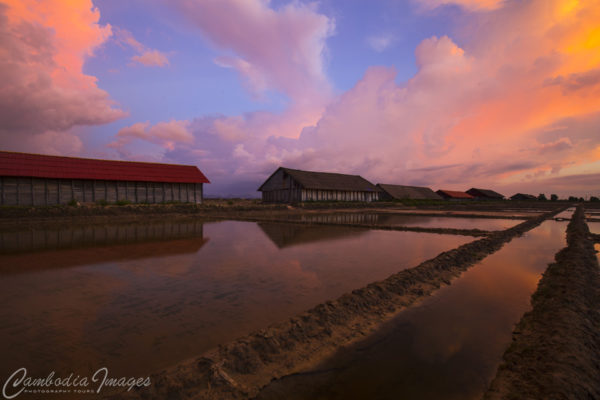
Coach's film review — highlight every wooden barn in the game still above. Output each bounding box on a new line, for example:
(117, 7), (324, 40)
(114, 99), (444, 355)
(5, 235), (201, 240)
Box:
(466, 188), (505, 200)
(377, 184), (441, 200)
(510, 193), (537, 201)
(436, 189), (474, 200)
(258, 167), (379, 203)
(0, 151), (210, 206)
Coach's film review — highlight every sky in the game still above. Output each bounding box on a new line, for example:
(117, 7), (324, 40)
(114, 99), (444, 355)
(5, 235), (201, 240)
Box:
(1, 0), (600, 198)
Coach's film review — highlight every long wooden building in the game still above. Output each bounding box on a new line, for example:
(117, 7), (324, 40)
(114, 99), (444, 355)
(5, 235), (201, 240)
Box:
(258, 167), (379, 203)
(0, 151), (210, 206)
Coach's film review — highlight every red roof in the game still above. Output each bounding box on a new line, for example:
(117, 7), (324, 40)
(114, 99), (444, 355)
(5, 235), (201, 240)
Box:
(436, 189), (474, 199)
(0, 151), (210, 184)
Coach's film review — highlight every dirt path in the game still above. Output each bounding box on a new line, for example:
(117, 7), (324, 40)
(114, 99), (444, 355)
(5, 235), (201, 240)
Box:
(484, 205), (600, 399)
(108, 208), (564, 400)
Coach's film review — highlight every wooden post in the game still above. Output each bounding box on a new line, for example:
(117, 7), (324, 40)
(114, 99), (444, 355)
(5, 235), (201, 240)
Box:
(30, 177), (34, 206)
(193, 184), (197, 203)
(57, 180), (61, 204)
(152, 183), (156, 203)
(115, 181), (119, 201)
(92, 181), (96, 202)
(125, 181), (128, 202)
(135, 182), (138, 203)
(171, 183), (174, 201)
(71, 180), (74, 202)
(146, 182), (149, 203)
(105, 181), (108, 201)
(16, 178), (19, 206)
(0, 177), (4, 206)
(44, 180), (48, 206)
(162, 183), (166, 203)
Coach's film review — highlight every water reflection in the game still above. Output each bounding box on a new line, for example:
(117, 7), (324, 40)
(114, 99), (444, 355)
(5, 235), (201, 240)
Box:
(554, 207), (575, 219)
(588, 221), (599, 235)
(0, 220), (471, 383)
(371, 214), (517, 230)
(257, 222), (368, 248)
(257, 221), (568, 400)
(286, 213), (518, 231)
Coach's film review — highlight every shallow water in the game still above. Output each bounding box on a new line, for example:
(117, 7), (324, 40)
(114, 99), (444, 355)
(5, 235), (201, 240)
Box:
(257, 220), (568, 400)
(588, 221), (600, 235)
(554, 207), (576, 219)
(0, 219), (471, 381)
(290, 213), (519, 231)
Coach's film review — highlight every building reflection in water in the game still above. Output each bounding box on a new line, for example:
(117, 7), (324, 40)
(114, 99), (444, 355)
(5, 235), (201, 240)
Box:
(0, 219), (472, 389)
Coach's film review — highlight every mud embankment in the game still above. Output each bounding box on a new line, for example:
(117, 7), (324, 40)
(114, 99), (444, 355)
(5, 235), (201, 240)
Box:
(484, 206), (600, 399)
(108, 207), (564, 400)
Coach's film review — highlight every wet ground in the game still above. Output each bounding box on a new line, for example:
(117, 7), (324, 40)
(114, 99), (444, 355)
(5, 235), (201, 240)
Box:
(256, 220), (568, 400)
(0, 219), (471, 380)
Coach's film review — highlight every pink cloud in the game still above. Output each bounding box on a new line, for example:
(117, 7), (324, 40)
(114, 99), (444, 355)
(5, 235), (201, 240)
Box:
(131, 50), (169, 67)
(0, 0), (125, 153)
(122, 0), (600, 197)
(177, 0), (334, 103)
(110, 120), (193, 152)
(114, 28), (170, 67)
(417, 0), (504, 11)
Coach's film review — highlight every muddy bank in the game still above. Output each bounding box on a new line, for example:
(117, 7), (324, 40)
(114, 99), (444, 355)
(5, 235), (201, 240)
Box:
(0, 199), (571, 223)
(109, 208), (564, 400)
(484, 206), (600, 399)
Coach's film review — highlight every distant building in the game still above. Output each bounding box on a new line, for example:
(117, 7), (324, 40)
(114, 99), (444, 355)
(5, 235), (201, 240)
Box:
(510, 193), (537, 201)
(0, 151), (210, 206)
(258, 167), (379, 203)
(436, 189), (475, 200)
(377, 184), (442, 200)
(466, 188), (505, 200)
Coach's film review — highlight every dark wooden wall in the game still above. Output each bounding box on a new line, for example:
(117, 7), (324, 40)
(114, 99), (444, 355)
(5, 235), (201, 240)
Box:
(261, 188), (379, 203)
(0, 177), (204, 206)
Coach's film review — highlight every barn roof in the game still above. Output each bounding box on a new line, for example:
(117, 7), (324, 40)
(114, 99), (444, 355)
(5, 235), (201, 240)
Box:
(377, 184), (442, 200)
(466, 188), (505, 199)
(436, 189), (474, 199)
(258, 167), (378, 192)
(0, 151), (210, 183)
(510, 193), (537, 200)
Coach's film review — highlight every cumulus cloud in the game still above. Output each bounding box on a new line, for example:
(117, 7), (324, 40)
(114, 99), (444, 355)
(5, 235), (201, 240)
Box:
(0, 0), (125, 152)
(176, 0), (334, 103)
(114, 28), (170, 67)
(113, 0), (600, 197)
(110, 120), (193, 151)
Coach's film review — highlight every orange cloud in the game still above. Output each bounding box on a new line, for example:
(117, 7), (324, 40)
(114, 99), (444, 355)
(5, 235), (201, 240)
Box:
(114, 0), (600, 197)
(0, 0), (125, 152)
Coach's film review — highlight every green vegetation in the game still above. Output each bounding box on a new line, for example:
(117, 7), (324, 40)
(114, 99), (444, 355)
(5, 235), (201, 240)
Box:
(68, 199), (79, 207)
(114, 199), (132, 206)
(550, 194), (558, 201)
(537, 193), (547, 201)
